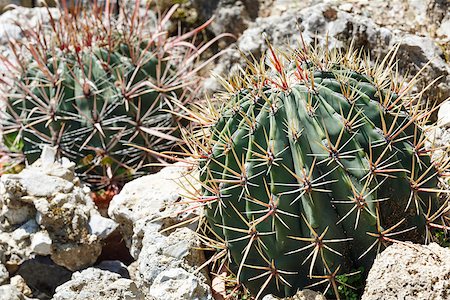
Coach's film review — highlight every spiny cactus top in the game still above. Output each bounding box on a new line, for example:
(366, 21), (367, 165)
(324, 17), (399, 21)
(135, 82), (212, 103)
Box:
(0, 2), (223, 190)
(189, 42), (450, 299)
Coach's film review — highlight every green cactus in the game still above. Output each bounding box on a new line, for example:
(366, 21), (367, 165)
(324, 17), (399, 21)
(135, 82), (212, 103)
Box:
(1, 2), (220, 190)
(193, 43), (450, 298)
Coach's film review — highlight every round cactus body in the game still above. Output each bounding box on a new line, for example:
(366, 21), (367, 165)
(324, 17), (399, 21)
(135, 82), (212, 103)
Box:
(1, 3), (213, 190)
(196, 44), (449, 298)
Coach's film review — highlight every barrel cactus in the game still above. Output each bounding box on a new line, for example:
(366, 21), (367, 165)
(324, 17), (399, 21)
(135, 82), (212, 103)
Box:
(0, 2), (223, 190)
(192, 42), (450, 298)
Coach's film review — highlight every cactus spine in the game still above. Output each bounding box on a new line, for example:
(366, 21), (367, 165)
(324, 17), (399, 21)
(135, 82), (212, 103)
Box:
(192, 42), (450, 298)
(1, 2), (222, 190)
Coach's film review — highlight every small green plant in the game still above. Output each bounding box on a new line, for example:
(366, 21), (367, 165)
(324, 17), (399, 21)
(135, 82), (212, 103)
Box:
(434, 230), (450, 247)
(1, 1), (225, 190)
(184, 40), (450, 299)
(334, 267), (364, 300)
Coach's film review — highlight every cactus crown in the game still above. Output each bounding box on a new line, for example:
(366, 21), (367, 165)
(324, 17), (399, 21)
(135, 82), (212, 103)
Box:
(0, 1), (222, 190)
(186, 39), (450, 299)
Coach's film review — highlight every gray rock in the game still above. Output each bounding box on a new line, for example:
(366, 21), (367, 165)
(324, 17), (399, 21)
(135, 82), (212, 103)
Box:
(108, 162), (200, 257)
(52, 268), (144, 300)
(211, 2), (450, 105)
(0, 284), (25, 300)
(30, 231), (52, 256)
(149, 268), (212, 300)
(191, 0), (271, 38)
(437, 14), (450, 38)
(9, 275), (32, 298)
(362, 242), (450, 299)
(16, 256), (72, 299)
(0, 7), (59, 44)
(0, 147), (117, 271)
(0, 262), (8, 285)
(137, 226), (208, 287)
(438, 100), (450, 127)
(108, 163), (211, 299)
(88, 214), (118, 240)
(96, 260), (130, 279)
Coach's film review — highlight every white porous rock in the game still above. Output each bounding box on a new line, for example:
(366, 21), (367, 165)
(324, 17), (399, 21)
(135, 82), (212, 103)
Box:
(0, 262), (8, 285)
(53, 268), (144, 300)
(0, 147), (117, 271)
(108, 162), (199, 257)
(137, 226), (209, 286)
(88, 213), (118, 239)
(362, 242), (450, 299)
(9, 275), (32, 297)
(149, 268), (212, 300)
(0, 7), (60, 99)
(0, 7), (60, 44)
(438, 100), (450, 128)
(0, 284), (25, 300)
(30, 231), (52, 256)
(437, 14), (450, 38)
(211, 2), (450, 103)
(0, 219), (38, 268)
(109, 162), (211, 299)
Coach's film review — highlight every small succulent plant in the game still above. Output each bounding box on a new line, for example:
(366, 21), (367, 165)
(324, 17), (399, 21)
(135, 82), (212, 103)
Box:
(184, 40), (450, 299)
(0, 1), (226, 190)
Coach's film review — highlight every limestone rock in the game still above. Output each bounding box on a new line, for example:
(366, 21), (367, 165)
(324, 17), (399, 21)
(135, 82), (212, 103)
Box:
(190, 0), (273, 38)
(108, 162), (199, 257)
(0, 147), (117, 271)
(438, 100), (450, 127)
(362, 242), (450, 299)
(0, 284), (25, 300)
(137, 226), (208, 287)
(96, 260), (130, 278)
(149, 268), (212, 300)
(9, 275), (32, 298)
(212, 2), (450, 105)
(30, 231), (51, 256)
(109, 162), (211, 299)
(16, 256), (72, 299)
(52, 268), (144, 300)
(0, 261), (8, 285)
(0, 7), (59, 45)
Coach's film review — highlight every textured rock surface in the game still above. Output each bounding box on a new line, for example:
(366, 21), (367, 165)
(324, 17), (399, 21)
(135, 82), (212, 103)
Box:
(108, 162), (199, 257)
(149, 268), (212, 300)
(16, 257), (72, 299)
(9, 275), (32, 298)
(0, 261), (7, 284)
(438, 100), (450, 127)
(0, 147), (117, 271)
(95, 260), (130, 279)
(53, 268), (144, 300)
(0, 284), (26, 300)
(424, 100), (450, 164)
(109, 162), (211, 299)
(0, 7), (59, 82)
(212, 2), (450, 104)
(191, 0), (273, 37)
(362, 242), (450, 299)
(136, 226), (209, 289)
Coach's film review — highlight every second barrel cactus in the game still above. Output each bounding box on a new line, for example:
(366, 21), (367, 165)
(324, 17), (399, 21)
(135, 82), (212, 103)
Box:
(193, 43), (450, 298)
(1, 2), (220, 190)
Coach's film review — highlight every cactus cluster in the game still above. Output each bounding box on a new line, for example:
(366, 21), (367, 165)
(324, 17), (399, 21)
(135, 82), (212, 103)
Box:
(0, 1), (223, 190)
(189, 42), (450, 298)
